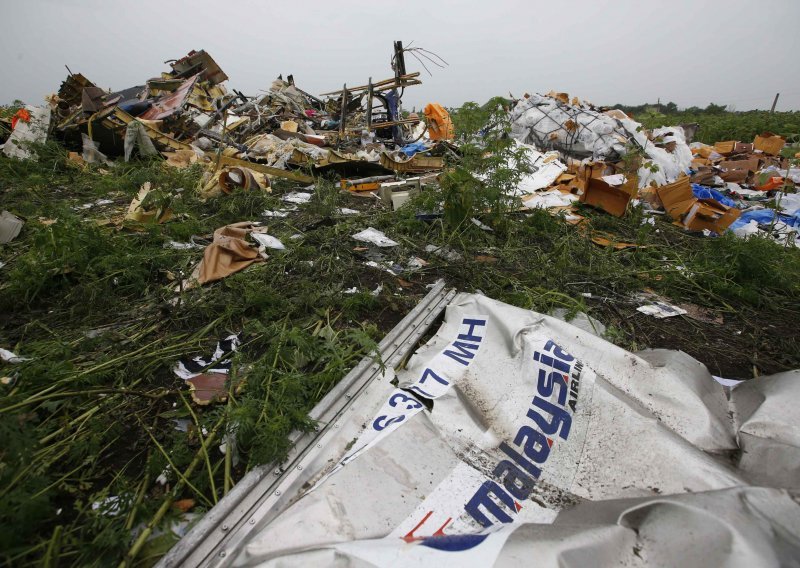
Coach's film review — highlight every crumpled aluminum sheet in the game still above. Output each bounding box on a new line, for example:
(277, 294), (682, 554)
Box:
(231, 293), (800, 567)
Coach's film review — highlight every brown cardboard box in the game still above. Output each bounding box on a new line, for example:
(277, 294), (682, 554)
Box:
(719, 158), (760, 171)
(638, 186), (663, 210)
(719, 170), (748, 183)
(682, 201), (741, 233)
(753, 132), (786, 156)
(733, 142), (754, 154)
(690, 166), (715, 185)
(718, 157), (760, 183)
(714, 141), (737, 156)
(657, 177), (694, 216)
(656, 176), (741, 233)
(693, 144), (715, 159)
(579, 167), (638, 217)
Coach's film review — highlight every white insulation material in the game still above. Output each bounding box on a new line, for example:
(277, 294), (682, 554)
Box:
(2, 106), (51, 160)
(231, 294), (800, 567)
(509, 95), (693, 188)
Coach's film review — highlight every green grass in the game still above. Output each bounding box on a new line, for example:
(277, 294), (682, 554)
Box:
(2, 123), (800, 566)
(636, 109), (800, 148)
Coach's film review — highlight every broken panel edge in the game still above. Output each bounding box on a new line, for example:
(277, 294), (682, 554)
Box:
(158, 279), (455, 567)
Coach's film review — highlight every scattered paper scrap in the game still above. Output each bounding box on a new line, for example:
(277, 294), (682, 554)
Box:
(424, 244), (463, 262)
(637, 301), (688, 319)
(1, 348), (30, 364)
(352, 227), (399, 247)
(251, 233), (286, 250)
(282, 192), (313, 204)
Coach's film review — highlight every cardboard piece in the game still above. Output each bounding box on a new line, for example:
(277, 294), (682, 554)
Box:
(591, 232), (642, 250)
(719, 170), (748, 183)
(719, 158), (760, 172)
(753, 132), (786, 156)
(718, 158), (760, 183)
(579, 164), (637, 217)
(657, 177), (741, 233)
(714, 141), (737, 156)
(733, 142), (754, 154)
(163, 149), (200, 169)
(125, 183), (173, 224)
(693, 144), (715, 159)
(690, 166), (716, 185)
(638, 186), (663, 210)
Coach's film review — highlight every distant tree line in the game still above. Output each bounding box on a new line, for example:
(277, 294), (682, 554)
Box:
(610, 102), (730, 115)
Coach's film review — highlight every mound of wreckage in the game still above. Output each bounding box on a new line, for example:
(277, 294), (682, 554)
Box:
(1, 43), (454, 195)
(2, 46), (798, 249)
(505, 91), (799, 246)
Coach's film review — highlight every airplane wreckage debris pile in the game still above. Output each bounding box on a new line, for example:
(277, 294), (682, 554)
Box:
(3, 44), (798, 244)
(1, 43), (799, 566)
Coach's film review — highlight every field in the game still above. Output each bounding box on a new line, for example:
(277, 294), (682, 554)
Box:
(626, 106), (800, 149)
(1, 110), (800, 566)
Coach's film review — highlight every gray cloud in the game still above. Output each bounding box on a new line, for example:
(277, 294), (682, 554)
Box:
(3, 0), (799, 111)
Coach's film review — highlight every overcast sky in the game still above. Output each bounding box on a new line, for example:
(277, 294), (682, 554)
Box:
(3, 0), (799, 112)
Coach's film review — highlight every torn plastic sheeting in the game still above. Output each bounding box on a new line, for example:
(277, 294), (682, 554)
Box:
(251, 233), (285, 250)
(730, 220), (762, 239)
(731, 220), (800, 248)
(262, 208), (295, 218)
(729, 208), (800, 232)
(227, 293), (800, 566)
(521, 189), (577, 210)
(636, 301), (688, 319)
(691, 184), (737, 208)
(625, 123), (693, 188)
(81, 134), (110, 165)
(352, 227), (399, 247)
(777, 191), (800, 217)
(424, 244), (463, 261)
(400, 141), (429, 157)
(511, 141), (567, 195)
(779, 167), (800, 185)
(1, 348), (31, 364)
(2, 105), (51, 160)
(601, 173), (626, 186)
(123, 121), (158, 162)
